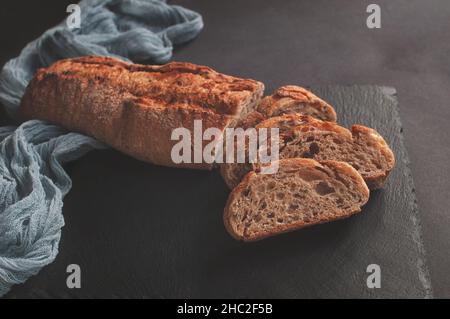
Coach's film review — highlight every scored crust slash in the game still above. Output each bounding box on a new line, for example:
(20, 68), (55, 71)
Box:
(20, 56), (395, 241)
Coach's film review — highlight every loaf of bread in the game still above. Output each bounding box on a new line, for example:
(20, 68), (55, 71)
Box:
(220, 114), (395, 189)
(224, 158), (370, 241)
(236, 85), (337, 129)
(20, 56), (265, 169)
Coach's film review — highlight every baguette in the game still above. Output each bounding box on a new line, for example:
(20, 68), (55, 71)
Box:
(20, 56), (265, 169)
(220, 114), (395, 189)
(224, 158), (370, 241)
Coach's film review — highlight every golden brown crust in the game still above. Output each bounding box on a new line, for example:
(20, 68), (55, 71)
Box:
(256, 113), (351, 139)
(320, 160), (370, 201)
(257, 85), (337, 121)
(223, 158), (370, 241)
(351, 125), (396, 189)
(232, 85), (336, 131)
(20, 56), (264, 169)
(223, 169), (257, 241)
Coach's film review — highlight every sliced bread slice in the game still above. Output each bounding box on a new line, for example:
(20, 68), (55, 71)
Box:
(235, 85), (337, 129)
(220, 114), (395, 190)
(224, 158), (370, 241)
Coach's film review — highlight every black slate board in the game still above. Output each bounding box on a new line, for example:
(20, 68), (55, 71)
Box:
(5, 86), (432, 298)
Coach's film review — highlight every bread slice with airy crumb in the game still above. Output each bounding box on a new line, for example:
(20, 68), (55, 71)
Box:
(220, 114), (395, 190)
(235, 85), (337, 129)
(224, 158), (370, 241)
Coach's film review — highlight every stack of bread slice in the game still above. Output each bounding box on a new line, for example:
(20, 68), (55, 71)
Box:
(221, 85), (395, 241)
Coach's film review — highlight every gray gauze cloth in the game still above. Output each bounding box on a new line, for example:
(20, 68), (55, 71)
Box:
(0, 0), (203, 296)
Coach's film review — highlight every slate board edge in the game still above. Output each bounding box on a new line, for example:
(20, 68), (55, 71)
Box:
(380, 86), (433, 299)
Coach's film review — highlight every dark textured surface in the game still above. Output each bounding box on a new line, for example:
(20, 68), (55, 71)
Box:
(169, 0), (450, 297)
(1, 0), (449, 298)
(5, 86), (431, 298)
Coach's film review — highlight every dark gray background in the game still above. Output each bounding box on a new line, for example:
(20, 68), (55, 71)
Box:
(1, 0), (449, 297)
